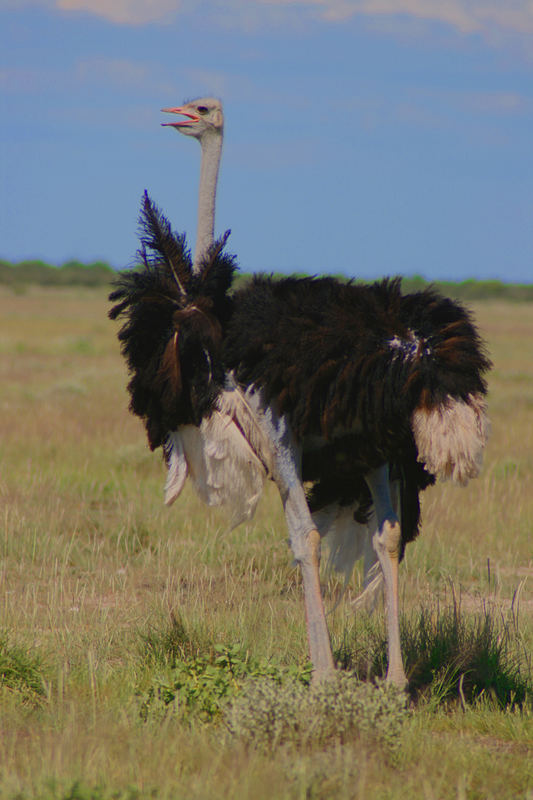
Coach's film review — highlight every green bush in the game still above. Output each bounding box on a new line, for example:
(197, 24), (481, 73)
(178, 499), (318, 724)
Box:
(138, 642), (311, 723)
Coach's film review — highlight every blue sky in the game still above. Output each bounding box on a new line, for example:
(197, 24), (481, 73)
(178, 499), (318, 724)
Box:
(1, 1), (532, 282)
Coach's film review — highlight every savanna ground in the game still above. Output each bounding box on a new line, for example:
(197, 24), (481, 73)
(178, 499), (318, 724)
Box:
(0, 286), (531, 800)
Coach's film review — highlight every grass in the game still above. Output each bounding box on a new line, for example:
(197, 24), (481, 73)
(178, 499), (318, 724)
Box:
(0, 287), (531, 799)
(0, 634), (48, 705)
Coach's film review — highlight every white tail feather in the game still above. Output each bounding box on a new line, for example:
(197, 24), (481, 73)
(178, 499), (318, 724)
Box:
(411, 392), (490, 485)
(313, 503), (381, 610)
(350, 563), (383, 611)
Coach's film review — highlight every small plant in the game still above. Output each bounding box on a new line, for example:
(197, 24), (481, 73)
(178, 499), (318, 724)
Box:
(38, 779), (147, 800)
(0, 633), (48, 705)
(404, 602), (531, 707)
(224, 672), (409, 754)
(139, 641), (311, 723)
(139, 612), (204, 667)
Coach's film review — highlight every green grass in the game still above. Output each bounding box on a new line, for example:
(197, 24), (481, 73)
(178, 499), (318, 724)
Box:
(0, 634), (48, 705)
(336, 600), (530, 707)
(0, 288), (531, 799)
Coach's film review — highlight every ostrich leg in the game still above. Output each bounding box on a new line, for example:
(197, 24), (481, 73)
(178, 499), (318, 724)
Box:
(282, 481), (335, 680)
(365, 464), (407, 687)
(246, 389), (335, 680)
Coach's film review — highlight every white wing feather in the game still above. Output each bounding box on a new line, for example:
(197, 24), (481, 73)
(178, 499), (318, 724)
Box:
(163, 381), (273, 527)
(164, 431), (189, 506)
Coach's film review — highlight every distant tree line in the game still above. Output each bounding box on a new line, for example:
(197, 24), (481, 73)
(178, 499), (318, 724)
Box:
(0, 259), (115, 288)
(0, 258), (531, 300)
(399, 275), (533, 302)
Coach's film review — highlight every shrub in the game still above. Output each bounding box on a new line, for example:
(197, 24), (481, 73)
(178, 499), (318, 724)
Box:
(138, 642), (311, 723)
(224, 672), (408, 754)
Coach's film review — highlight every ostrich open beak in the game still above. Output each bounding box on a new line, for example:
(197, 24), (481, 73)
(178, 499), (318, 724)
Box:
(161, 106), (199, 128)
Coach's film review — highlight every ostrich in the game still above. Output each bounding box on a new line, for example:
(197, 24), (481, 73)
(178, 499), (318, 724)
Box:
(109, 98), (491, 686)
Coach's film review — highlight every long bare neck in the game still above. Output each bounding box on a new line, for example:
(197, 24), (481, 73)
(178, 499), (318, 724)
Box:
(193, 131), (223, 273)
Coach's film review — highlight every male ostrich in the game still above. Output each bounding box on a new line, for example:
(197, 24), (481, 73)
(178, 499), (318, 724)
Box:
(109, 98), (491, 686)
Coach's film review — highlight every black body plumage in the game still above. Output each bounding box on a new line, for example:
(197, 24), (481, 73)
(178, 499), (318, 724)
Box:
(110, 193), (490, 557)
(224, 275), (489, 442)
(222, 275), (490, 553)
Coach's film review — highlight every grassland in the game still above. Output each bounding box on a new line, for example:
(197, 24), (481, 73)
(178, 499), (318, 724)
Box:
(0, 286), (531, 799)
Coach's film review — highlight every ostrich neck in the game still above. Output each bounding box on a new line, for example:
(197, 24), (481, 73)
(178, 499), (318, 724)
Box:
(193, 132), (223, 273)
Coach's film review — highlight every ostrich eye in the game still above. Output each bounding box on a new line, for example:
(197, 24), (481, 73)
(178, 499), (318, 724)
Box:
(197, 106), (208, 114)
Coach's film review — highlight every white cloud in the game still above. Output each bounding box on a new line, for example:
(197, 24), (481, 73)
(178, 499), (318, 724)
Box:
(5, 0), (533, 40)
(267, 0), (533, 35)
(56, 0), (182, 25)
(0, 0), (54, 8)
(321, 0), (479, 31)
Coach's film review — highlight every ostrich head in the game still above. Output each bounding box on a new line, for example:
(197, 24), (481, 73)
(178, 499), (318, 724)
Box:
(161, 97), (223, 140)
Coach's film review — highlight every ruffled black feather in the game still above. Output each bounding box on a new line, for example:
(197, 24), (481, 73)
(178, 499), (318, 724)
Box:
(224, 275), (490, 446)
(223, 274), (490, 552)
(109, 191), (236, 450)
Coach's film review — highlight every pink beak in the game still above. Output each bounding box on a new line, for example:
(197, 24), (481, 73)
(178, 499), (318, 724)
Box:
(161, 106), (199, 128)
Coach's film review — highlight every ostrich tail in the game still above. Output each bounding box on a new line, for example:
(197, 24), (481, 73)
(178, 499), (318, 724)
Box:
(411, 393), (490, 485)
(351, 563), (383, 612)
(398, 288), (492, 484)
(109, 191), (237, 452)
